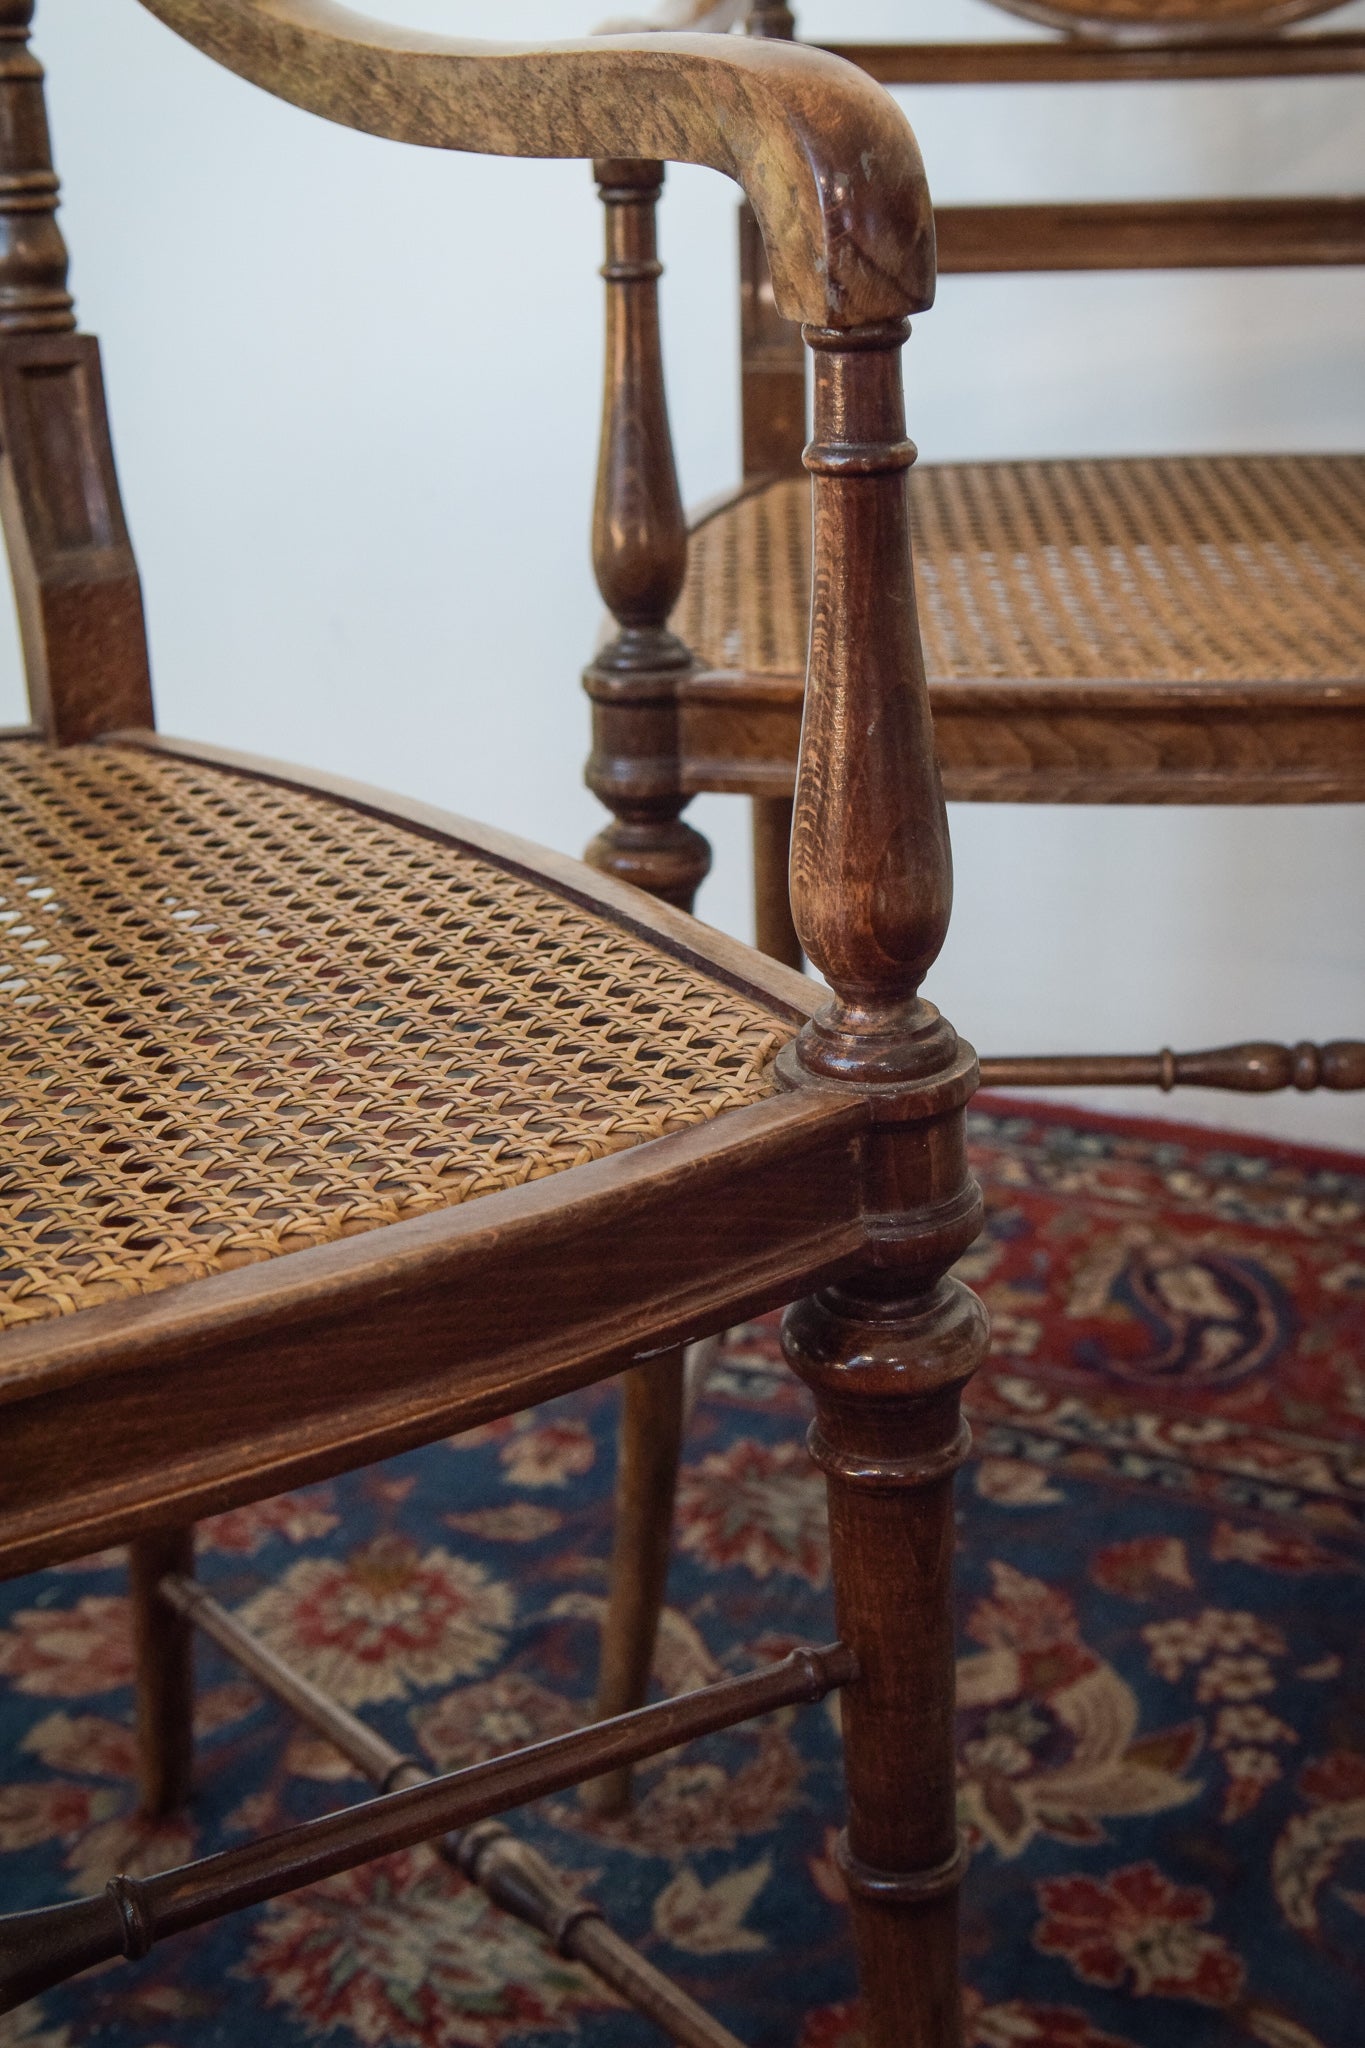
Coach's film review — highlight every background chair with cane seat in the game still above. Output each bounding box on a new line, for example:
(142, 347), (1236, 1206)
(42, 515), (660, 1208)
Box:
(584, 0), (1365, 1049)
(0, 5), (988, 2044)
(576, 0), (1365, 1837)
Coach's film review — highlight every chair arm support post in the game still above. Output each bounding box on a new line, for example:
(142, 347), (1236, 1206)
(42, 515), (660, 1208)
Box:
(779, 319), (989, 2048)
(584, 159), (709, 910)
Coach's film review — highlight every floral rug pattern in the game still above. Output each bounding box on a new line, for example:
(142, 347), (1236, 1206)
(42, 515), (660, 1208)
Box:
(1, 1101), (1362, 2047)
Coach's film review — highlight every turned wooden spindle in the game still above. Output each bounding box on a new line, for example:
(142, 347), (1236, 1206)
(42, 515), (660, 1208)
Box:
(584, 158), (710, 912)
(780, 317), (987, 2048)
(0, 0), (73, 335)
(981, 1038), (1365, 1093)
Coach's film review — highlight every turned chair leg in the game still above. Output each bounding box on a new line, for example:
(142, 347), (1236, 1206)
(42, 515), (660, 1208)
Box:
(751, 794), (802, 969)
(785, 1277), (985, 2048)
(129, 1528), (196, 1819)
(583, 1346), (686, 1817)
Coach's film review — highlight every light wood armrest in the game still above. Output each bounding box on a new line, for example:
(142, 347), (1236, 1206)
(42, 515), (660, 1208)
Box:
(133, 0), (934, 326)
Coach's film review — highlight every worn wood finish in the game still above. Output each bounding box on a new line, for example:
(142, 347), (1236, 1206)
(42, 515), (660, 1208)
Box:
(981, 1039), (1365, 1091)
(585, 159), (709, 912)
(0, 1642), (857, 2014)
(128, 1529), (195, 1819)
(137, 0), (936, 332)
(822, 31), (1365, 84)
(582, 1345), (687, 1818)
(162, 1576), (745, 2048)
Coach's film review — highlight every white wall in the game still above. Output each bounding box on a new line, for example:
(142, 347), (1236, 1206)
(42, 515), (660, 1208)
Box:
(17, 0), (1365, 1145)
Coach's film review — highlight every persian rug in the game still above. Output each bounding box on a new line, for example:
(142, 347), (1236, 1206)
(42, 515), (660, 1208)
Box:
(1, 1099), (1362, 2048)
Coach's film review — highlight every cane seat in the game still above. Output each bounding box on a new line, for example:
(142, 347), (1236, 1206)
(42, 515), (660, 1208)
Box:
(0, 739), (789, 1333)
(675, 452), (1365, 691)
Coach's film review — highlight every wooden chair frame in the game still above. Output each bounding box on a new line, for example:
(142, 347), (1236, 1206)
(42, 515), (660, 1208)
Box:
(0, 6), (988, 2044)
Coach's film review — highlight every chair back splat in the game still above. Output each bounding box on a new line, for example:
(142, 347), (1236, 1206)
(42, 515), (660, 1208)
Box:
(0, 8), (991, 2047)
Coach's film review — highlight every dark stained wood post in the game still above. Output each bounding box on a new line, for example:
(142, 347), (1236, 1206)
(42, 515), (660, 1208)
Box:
(584, 157), (710, 912)
(0, 0), (73, 335)
(780, 318), (989, 2048)
(0, 0), (153, 742)
(128, 1528), (196, 1818)
(581, 1344), (686, 1818)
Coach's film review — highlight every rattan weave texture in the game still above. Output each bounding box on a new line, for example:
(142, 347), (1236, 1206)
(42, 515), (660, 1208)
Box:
(0, 743), (789, 1332)
(674, 454), (1365, 686)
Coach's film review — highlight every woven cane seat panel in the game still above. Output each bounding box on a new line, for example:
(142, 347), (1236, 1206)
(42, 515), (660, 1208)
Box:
(675, 454), (1365, 687)
(0, 744), (789, 1332)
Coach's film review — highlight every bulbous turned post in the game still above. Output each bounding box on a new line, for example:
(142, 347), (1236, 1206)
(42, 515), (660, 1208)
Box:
(0, 0), (74, 334)
(584, 157), (710, 912)
(779, 318), (988, 2048)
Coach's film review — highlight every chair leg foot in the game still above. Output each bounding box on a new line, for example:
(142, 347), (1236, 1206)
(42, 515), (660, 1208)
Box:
(582, 1347), (686, 1818)
(129, 1527), (196, 1819)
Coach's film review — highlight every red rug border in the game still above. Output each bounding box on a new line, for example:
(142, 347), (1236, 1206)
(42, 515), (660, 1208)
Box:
(973, 1088), (1365, 1175)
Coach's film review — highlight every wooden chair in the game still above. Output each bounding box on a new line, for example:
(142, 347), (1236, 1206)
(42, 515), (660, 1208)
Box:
(0, 4), (987, 2043)
(584, 0), (1365, 1102)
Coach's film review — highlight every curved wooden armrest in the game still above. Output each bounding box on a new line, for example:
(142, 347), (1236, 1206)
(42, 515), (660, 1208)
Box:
(134, 0), (935, 327)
